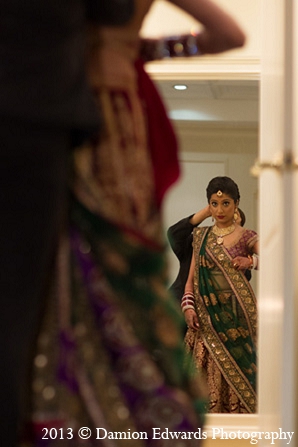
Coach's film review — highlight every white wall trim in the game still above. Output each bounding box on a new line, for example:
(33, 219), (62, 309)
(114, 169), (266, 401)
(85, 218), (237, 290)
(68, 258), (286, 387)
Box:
(146, 57), (261, 81)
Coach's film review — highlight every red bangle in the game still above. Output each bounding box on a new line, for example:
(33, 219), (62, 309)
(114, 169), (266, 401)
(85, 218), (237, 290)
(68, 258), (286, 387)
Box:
(181, 291), (195, 312)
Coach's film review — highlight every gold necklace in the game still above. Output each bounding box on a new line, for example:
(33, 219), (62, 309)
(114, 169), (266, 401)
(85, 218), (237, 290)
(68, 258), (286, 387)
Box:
(212, 223), (235, 245)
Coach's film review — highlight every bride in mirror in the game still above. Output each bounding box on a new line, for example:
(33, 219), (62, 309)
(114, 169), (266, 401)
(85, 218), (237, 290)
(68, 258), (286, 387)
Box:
(182, 176), (258, 414)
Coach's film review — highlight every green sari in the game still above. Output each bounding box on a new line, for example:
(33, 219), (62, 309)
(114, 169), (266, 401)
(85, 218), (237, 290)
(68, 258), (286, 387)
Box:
(187, 226), (257, 413)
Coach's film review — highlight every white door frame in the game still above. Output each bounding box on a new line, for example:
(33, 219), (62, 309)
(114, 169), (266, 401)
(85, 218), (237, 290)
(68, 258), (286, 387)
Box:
(258, 0), (298, 443)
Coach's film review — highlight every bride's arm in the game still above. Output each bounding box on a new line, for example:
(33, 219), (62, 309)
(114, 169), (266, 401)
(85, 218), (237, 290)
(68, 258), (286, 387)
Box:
(182, 253), (200, 330)
(140, 0), (245, 61)
(168, 0), (245, 54)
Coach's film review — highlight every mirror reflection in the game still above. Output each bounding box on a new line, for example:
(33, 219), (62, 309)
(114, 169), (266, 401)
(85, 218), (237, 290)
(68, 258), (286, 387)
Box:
(158, 78), (259, 413)
(159, 79), (259, 286)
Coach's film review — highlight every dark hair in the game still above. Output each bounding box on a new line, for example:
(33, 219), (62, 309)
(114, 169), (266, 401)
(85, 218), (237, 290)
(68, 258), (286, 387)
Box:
(238, 207), (246, 226)
(206, 176), (240, 203)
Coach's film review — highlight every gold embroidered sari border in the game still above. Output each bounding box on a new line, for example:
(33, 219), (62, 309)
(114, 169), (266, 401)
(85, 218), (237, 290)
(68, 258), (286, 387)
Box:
(193, 227), (257, 413)
(206, 232), (257, 344)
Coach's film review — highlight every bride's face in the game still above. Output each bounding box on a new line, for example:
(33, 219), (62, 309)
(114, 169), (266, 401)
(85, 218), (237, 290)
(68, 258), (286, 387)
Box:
(209, 192), (236, 227)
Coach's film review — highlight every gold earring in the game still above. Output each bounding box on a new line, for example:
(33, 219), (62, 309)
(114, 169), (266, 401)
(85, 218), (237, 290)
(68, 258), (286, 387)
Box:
(233, 209), (238, 222)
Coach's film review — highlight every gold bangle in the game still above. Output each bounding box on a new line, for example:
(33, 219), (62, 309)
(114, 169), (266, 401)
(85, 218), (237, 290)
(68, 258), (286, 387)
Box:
(248, 255), (253, 270)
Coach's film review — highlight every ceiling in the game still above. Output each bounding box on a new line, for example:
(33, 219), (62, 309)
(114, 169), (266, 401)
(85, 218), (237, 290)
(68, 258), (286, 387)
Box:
(155, 79), (259, 127)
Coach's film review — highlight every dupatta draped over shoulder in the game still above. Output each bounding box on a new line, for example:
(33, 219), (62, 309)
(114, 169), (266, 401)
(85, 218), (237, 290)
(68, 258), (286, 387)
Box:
(186, 226), (257, 414)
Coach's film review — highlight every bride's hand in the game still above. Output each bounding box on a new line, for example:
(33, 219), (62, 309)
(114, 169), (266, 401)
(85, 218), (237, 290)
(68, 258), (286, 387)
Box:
(184, 309), (199, 330)
(232, 256), (252, 270)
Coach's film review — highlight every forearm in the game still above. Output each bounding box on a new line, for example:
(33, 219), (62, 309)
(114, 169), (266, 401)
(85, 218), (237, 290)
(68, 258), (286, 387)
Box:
(168, 0), (245, 54)
(189, 205), (210, 226)
(182, 270), (195, 312)
(251, 242), (259, 270)
(182, 254), (199, 329)
(184, 253), (195, 294)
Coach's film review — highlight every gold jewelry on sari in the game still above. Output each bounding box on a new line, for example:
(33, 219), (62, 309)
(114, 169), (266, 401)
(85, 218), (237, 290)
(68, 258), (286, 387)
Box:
(212, 223), (235, 245)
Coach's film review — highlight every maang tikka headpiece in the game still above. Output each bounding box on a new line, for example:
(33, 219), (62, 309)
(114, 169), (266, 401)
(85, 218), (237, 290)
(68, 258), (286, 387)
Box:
(216, 190), (223, 196)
